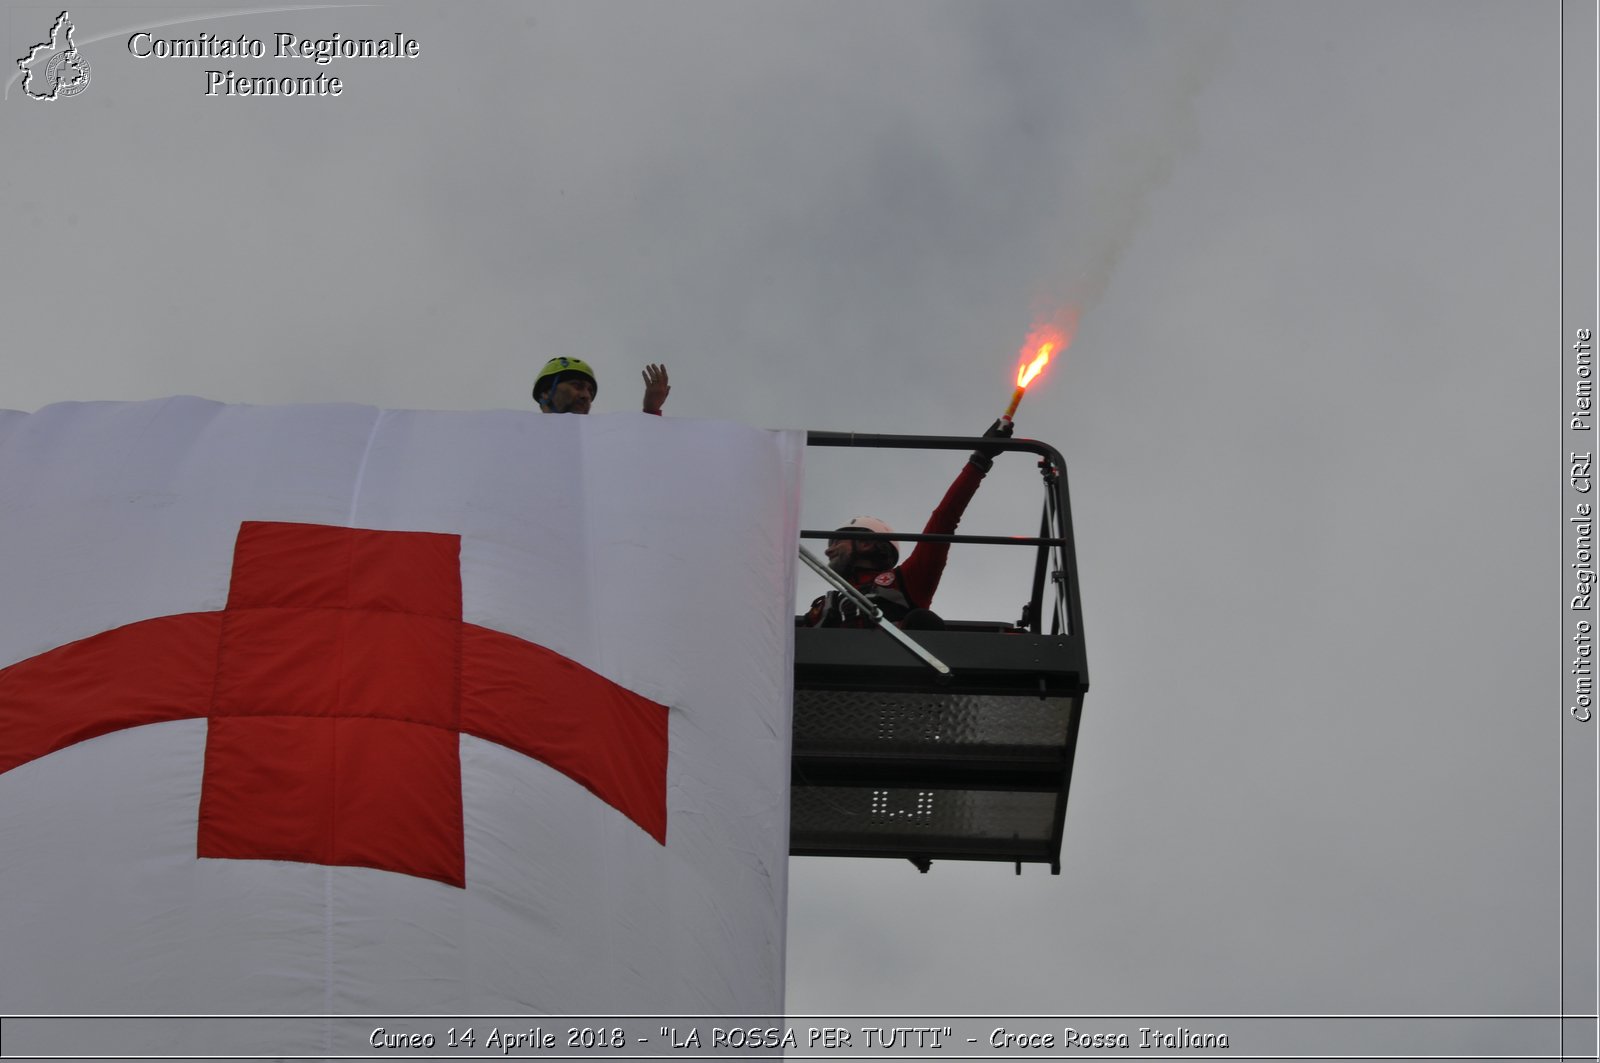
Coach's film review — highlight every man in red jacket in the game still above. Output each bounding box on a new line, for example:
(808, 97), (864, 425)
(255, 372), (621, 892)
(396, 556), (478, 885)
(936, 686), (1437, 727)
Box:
(802, 420), (1012, 628)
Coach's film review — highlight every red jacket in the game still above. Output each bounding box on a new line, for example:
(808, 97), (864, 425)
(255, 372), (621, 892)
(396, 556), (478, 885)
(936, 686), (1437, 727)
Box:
(804, 460), (987, 627)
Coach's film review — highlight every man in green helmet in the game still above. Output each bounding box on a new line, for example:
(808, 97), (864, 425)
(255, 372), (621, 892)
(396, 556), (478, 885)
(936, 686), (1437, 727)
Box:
(532, 358), (670, 415)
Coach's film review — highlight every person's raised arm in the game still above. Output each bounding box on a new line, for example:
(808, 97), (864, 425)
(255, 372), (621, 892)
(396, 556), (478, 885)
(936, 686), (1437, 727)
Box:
(896, 420), (1013, 608)
(642, 363), (670, 415)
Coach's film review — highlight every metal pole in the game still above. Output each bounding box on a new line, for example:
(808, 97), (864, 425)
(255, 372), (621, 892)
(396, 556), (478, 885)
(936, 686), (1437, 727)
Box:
(797, 546), (952, 677)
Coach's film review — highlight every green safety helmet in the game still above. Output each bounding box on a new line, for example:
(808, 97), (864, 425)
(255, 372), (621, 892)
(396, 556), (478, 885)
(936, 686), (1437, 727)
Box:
(532, 357), (599, 403)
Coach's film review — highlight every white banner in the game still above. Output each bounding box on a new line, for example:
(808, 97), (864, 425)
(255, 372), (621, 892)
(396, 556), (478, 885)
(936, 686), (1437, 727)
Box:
(0, 397), (801, 1024)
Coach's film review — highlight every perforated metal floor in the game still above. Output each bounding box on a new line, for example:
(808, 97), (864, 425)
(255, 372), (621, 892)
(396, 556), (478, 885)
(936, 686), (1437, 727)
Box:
(794, 689), (1074, 750)
(790, 629), (1086, 872)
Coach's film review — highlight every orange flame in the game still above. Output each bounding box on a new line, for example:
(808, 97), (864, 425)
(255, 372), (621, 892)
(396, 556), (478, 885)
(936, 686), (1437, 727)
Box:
(1017, 343), (1054, 388)
(1014, 318), (1073, 389)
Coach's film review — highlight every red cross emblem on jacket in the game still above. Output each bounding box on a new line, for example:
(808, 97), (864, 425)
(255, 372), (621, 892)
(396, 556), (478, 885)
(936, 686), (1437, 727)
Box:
(0, 522), (669, 888)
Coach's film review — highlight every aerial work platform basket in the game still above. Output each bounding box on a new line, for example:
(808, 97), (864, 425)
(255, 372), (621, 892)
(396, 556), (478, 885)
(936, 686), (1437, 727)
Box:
(790, 432), (1089, 874)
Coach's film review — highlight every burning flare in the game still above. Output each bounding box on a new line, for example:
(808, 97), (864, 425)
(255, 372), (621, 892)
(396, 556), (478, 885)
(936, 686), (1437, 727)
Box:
(1002, 317), (1074, 422)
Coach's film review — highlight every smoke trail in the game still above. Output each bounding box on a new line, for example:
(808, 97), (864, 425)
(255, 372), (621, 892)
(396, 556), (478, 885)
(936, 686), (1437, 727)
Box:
(1042, 4), (1232, 323)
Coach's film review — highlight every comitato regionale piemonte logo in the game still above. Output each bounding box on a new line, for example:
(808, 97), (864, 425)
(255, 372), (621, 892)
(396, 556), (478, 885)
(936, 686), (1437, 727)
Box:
(17, 11), (91, 100)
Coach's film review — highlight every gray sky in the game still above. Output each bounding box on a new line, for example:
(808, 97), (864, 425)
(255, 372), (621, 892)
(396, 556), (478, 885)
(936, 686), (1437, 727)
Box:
(1, 0), (1580, 1051)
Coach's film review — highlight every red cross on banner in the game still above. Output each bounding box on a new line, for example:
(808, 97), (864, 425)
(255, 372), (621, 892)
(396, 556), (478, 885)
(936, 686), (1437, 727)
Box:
(0, 521), (669, 888)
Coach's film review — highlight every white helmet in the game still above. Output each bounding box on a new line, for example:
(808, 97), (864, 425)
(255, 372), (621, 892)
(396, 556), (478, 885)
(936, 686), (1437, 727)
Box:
(834, 515), (898, 566)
